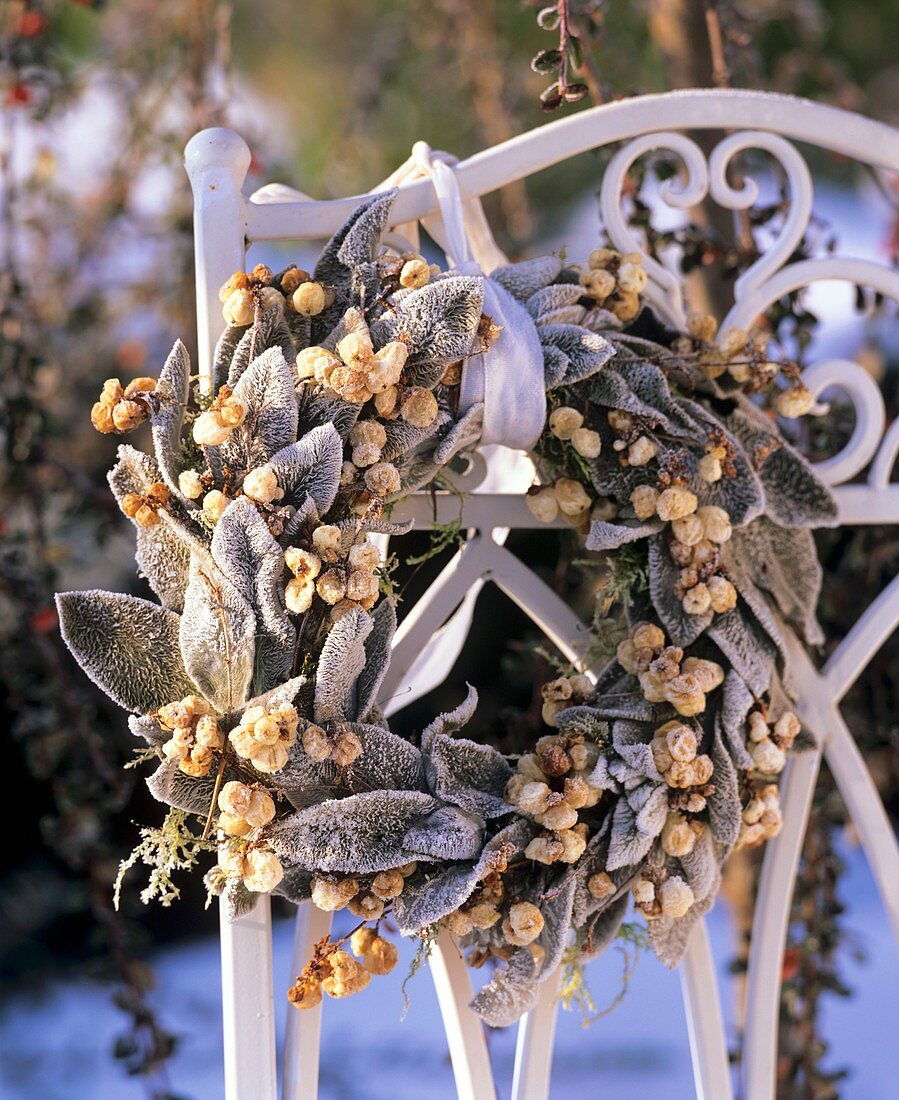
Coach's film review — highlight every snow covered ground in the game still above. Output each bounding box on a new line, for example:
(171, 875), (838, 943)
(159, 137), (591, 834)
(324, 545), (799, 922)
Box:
(1, 842), (896, 1099)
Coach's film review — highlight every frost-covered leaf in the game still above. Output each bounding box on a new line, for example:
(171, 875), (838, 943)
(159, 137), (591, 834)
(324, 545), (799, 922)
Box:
(607, 799), (656, 870)
(135, 521), (191, 613)
(727, 403), (837, 528)
(212, 497), (294, 691)
(648, 536), (712, 646)
(526, 283), (586, 320)
(632, 782), (668, 836)
(314, 192), (394, 297)
(129, 715), (166, 748)
(146, 760), (220, 815)
(708, 725), (741, 848)
(471, 947), (542, 1026)
(490, 256), (562, 302)
(708, 607), (776, 698)
(538, 324), (614, 386)
(268, 790), (439, 873)
(179, 557), (256, 712)
(719, 671), (754, 768)
(270, 721), (426, 809)
(395, 819), (533, 933)
(223, 878), (259, 922)
(371, 277), (484, 372)
(679, 825), (720, 904)
(425, 729), (513, 818)
(420, 686), (479, 751)
(355, 600), (397, 722)
(403, 804), (484, 862)
(727, 519), (824, 645)
(226, 306), (296, 387)
(587, 518), (662, 552)
(268, 424), (343, 516)
(57, 591), (197, 713)
(151, 340), (191, 497)
(226, 347), (299, 465)
(581, 893), (630, 958)
(313, 608), (373, 724)
(612, 720), (663, 780)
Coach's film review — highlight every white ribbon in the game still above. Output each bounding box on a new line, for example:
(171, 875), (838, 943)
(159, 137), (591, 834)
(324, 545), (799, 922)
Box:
(379, 143), (547, 453)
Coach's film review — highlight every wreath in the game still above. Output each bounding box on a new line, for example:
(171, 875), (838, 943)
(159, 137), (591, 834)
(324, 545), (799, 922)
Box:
(59, 190), (836, 1025)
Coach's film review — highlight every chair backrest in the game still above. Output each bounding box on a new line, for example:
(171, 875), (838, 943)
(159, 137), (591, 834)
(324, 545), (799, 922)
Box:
(184, 89), (899, 1100)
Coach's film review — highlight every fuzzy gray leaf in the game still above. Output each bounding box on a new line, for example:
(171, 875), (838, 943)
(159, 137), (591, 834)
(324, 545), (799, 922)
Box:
(727, 403), (837, 528)
(223, 878), (260, 922)
(371, 277), (484, 370)
(708, 725), (741, 848)
(128, 715), (166, 748)
(708, 608), (776, 698)
(490, 256), (562, 302)
(57, 590), (197, 714)
(268, 790), (439, 873)
(607, 799), (656, 870)
(612, 720), (663, 781)
(581, 893), (630, 958)
(268, 424), (343, 515)
(420, 686), (479, 751)
(471, 947), (542, 1026)
(212, 497), (295, 691)
(727, 519), (824, 645)
(425, 731), (513, 818)
(313, 608), (373, 724)
(151, 340), (191, 497)
(403, 804), (485, 862)
(648, 536), (712, 647)
(538, 324), (615, 386)
(356, 600), (397, 722)
(135, 522), (191, 613)
(179, 557), (256, 712)
(146, 758), (237, 816)
(395, 819), (533, 933)
(226, 347), (299, 465)
(268, 721), (426, 808)
(314, 192), (394, 289)
(586, 518), (662, 552)
(226, 306), (296, 387)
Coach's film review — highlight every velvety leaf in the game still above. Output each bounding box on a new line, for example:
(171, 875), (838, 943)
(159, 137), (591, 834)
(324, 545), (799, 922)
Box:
(420, 686), (479, 751)
(56, 590), (197, 714)
(490, 256), (562, 302)
(268, 790), (440, 873)
(371, 277), (484, 370)
(607, 799), (656, 870)
(394, 819), (534, 933)
(269, 721), (426, 809)
(471, 948), (542, 1026)
(146, 760), (219, 815)
(313, 608), (373, 724)
(355, 600), (397, 722)
(226, 347), (299, 465)
(226, 306), (296, 387)
(403, 804), (485, 862)
(425, 732), (513, 818)
(212, 497), (294, 691)
(151, 340), (191, 497)
(268, 424), (343, 515)
(179, 556), (256, 712)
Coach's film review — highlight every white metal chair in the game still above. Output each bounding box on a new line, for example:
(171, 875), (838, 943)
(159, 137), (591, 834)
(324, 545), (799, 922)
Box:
(184, 89), (899, 1100)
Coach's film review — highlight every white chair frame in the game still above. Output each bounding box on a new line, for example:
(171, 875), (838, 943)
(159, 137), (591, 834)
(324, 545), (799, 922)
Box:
(184, 88), (899, 1100)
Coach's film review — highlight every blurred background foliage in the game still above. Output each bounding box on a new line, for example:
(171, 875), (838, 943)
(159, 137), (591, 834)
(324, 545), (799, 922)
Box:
(1, 1), (897, 1097)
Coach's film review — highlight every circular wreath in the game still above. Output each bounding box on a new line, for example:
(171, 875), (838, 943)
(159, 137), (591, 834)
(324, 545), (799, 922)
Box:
(59, 190), (836, 1024)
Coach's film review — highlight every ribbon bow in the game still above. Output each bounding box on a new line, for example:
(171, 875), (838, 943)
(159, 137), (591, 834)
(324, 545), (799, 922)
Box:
(385, 143), (547, 453)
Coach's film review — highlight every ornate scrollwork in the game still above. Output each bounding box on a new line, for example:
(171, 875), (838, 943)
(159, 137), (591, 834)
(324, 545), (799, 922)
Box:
(600, 129), (899, 516)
